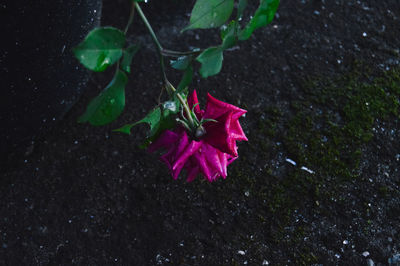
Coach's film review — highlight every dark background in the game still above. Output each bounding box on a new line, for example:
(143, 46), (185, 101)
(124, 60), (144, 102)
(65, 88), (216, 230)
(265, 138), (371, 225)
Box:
(1, 0), (102, 158)
(1, 0), (400, 265)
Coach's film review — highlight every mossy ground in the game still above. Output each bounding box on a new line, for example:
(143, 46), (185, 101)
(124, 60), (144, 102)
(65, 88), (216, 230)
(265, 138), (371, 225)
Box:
(228, 63), (400, 264)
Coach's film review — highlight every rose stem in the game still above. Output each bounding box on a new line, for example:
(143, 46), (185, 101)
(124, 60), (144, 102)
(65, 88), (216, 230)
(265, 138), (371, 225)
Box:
(115, 1), (136, 74)
(134, 2), (167, 83)
(134, 3), (195, 127)
(124, 1), (136, 34)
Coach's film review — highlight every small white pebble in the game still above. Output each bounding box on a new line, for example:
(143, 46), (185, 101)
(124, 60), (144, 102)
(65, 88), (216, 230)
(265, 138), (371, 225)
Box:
(262, 260), (269, 265)
(362, 251), (370, 257)
(343, 240), (349, 245)
(285, 158), (297, 166)
(301, 166), (315, 174)
(237, 250), (245, 255)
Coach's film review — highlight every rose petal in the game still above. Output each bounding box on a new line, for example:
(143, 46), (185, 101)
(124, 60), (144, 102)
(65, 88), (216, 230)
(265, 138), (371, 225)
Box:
(158, 132), (188, 179)
(176, 131), (189, 156)
(149, 91), (246, 182)
(230, 119), (248, 141)
(217, 151), (229, 178)
(203, 111), (237, 156)
(187, 90), (203, 120)
(202, 143), (225, 178)
(160, 152), (175, 178)
(193, 150), (213, 181)
(172, 137), (202, 172)
(227, 156), (237, 165)
(186, 159), (200, 182)
(203, 93), (247, 121)
(147, 130), (179, 153)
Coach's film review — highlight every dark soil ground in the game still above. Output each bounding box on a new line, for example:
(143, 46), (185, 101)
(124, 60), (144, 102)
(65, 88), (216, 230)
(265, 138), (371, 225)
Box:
(1, 0), (400, 265)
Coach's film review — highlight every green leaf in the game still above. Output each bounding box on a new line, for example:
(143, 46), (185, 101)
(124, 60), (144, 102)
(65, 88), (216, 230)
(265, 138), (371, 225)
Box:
(221, 21), (238, 50)
(114, 107), (161, 135)
(73, 27), (126, 72)
(196, 47), (223, 78)
(78, 70), (128, 125)
(177, 65), (193, 93)
(151, 99), (181, 136)
(138, 107), (162, 136)
(238, 0), (279, 41)
(170, 56), (192, 70)
(183, 0), (235, 31)
(121, 44), (140, 73)
(113, 123), (136, 135)
(114, 99), (180, 148)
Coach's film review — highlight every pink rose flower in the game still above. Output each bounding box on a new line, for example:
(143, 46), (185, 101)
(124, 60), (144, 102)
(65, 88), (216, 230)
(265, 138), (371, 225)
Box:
(148, 90), (248, 182)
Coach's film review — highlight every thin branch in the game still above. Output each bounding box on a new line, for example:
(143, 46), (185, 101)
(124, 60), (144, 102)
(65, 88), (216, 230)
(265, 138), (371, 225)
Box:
(161, 48), (203, 58)
(135, 2), (162, 52)
(135, 2), (167, 84)
(124, 1), (136, 34)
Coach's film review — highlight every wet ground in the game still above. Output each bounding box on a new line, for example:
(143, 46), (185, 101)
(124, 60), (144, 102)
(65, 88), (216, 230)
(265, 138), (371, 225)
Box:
(1, 0), (400, 265)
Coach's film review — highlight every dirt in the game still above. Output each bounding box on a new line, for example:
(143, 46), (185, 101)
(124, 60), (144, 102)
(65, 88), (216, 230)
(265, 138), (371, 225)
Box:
(1, 0), (400, 265)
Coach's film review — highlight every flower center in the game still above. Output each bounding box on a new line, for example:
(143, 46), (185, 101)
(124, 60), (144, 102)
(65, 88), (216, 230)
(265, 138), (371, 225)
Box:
(194, 125), (206, 139)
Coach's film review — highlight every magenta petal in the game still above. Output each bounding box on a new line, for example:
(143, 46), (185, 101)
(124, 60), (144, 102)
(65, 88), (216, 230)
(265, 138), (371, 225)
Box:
(227, 153), (237, 166)
(202, 143), (225, 178)
(187, 90), (202, 120)
(227, 157), (237, 167)
(176, 131), (189, 155)
(172, 161), (185, 179)
(172, 139), (202, 171)
(231, 108), (246, 120)
(193, 150), (212, 181)
(186, 161), (200, 182)
(160, 152), (176, 178)
(169, 132), (191, 179)
(217, 151), (229, 178)
(202, 93), (247, 151)
(147, 130), (179, 153)
(203, 93), (247, 120)
(230, 120), (248, 141)
(153, 131), (191, 180)
(160, 147), (175, 170)
(150, 90), (247, 182)
(192, 144), (227, 182)
(161, 150), (186, 180)
(204, 111), (237, 156)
